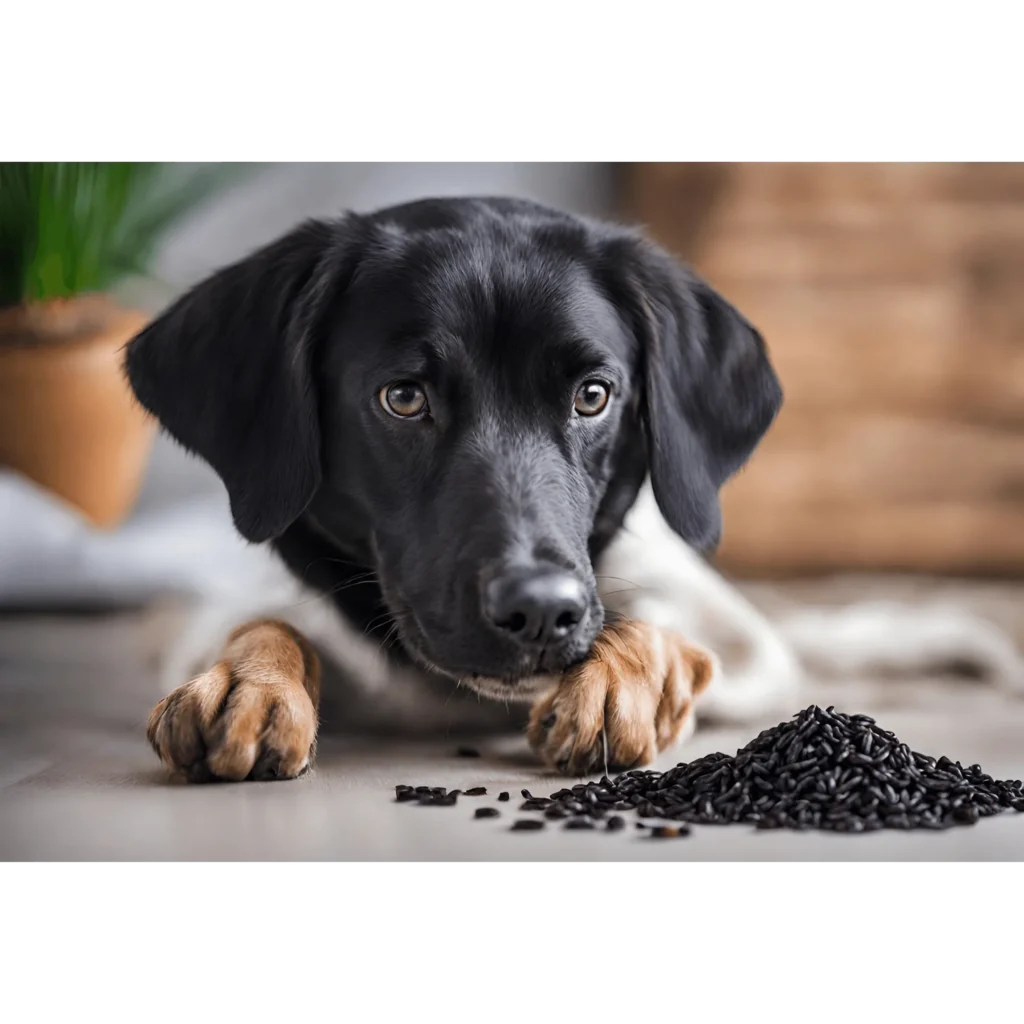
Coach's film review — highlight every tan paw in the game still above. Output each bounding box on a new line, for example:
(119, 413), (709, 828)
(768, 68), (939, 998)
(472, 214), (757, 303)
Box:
(147, 620), (320, 783)
(527, 619), (714, 775)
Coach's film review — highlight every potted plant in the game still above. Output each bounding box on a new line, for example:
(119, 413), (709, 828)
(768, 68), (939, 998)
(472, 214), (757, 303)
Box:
(0, 162), (238, 527)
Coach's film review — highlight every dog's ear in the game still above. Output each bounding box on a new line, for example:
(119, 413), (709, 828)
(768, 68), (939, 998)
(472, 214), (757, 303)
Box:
(125, 219), (360, 543)
(613, 238), (782, 550)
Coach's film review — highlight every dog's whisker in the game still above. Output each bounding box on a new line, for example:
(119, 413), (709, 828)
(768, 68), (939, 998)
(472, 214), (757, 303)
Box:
(325, 574), (379, 596)
(271, 571), (381, 612)
(594, 575), (642, 591)
(363, 611), (395, 634)
(600, 587), (645, 599)
(381, 623), (403, 652)
(276, 591), (337, 611)
(305, 556), (373, 571)
(374, 621), (400, 652)
(319, 580), (379, 600)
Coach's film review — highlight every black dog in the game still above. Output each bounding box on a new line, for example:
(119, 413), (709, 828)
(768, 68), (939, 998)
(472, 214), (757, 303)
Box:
(126, 196), (781, 779)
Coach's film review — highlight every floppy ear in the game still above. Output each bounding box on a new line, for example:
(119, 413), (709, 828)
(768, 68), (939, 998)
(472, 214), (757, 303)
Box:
(124, 219), (358, 543)
(618, 239), (782, 551)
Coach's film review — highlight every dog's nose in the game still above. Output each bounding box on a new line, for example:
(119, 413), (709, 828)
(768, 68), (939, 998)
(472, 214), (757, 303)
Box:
(483, 568), (588, 647)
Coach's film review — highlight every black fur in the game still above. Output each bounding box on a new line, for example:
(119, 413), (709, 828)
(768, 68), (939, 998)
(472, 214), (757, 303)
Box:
(125, 197), (781, 689)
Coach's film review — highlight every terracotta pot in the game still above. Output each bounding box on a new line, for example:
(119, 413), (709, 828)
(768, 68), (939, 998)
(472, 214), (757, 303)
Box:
(0, 296), (155, 528)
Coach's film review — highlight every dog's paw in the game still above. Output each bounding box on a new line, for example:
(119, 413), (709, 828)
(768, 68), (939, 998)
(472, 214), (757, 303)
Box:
(147, 620), (319, 783)
(527, 619), (714, 776)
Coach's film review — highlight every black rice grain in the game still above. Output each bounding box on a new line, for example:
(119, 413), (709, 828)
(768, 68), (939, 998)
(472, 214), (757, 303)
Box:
(511, 819), (545, 831)
(525, 705), (1024, 833)
(498, 792), (509, 802)
(521, 799), (550, 811)
(565, 818), (595, 830)
(464, 787), (487, 796)
(417, 792), (458, 807)
(474, 808), (500, 819)
(649, 826), (690, 839)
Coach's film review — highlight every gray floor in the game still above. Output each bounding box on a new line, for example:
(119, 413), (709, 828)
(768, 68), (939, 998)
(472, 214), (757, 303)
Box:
(2, 600), (1024, 861)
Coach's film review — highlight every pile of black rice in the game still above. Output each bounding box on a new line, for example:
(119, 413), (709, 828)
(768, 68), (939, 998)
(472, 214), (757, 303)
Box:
(396, 705), (1024, 834)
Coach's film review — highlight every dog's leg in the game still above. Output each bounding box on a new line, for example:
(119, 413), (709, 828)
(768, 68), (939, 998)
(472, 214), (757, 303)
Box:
(147, 619), (320, 783)
(527, 618), (714, 774)
(596, 480), (803, 723)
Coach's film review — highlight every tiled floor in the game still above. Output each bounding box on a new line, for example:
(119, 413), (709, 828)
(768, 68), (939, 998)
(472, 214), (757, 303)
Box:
(2, 602), (1024, 861)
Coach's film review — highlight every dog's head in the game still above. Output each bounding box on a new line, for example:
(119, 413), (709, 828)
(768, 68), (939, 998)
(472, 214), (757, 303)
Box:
(125, 197), (781, 698)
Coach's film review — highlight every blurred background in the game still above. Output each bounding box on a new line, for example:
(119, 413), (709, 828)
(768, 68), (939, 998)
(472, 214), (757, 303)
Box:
(2, 163), (1023, 858)
(628, 163), (1024, 578)
(5, 163), (1022, 607)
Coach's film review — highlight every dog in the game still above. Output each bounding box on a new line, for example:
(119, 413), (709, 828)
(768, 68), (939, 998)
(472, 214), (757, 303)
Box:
(124, 196), (784, 782)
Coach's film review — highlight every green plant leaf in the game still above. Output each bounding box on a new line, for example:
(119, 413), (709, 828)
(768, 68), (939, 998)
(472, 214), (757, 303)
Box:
(0, 162), (250, 306)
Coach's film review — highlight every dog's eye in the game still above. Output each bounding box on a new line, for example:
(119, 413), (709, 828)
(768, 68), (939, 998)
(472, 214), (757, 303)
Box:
(380, 382), (428, 419)
(573, 380), (611, 417)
